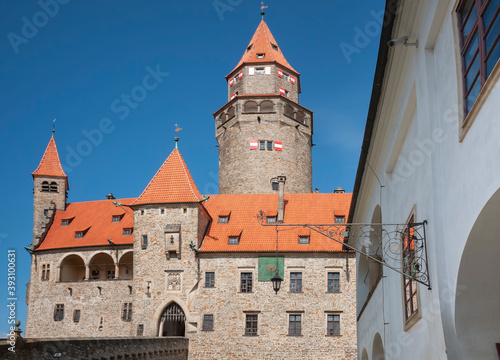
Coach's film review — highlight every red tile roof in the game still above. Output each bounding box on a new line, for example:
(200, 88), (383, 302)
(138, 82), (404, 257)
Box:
(131, 148), (202, 206)
(32, 136), (68, 185)
(200, 193), (352, 252)
(230, 20), (298, 76)
(36, 198), (135, 251)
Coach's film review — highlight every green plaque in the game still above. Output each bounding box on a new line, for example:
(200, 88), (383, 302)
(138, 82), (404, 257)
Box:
(258, 257), (284, 281)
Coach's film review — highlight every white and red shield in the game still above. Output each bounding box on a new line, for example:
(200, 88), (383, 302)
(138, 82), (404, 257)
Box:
(275, 141), (283, 151)
(249, 139), (258, 149)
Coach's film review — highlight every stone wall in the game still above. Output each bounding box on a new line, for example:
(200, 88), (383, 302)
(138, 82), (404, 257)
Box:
(0, 337), (188, 360)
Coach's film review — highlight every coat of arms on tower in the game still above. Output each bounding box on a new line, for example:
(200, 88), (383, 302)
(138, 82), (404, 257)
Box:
(167, 272), (181, 291)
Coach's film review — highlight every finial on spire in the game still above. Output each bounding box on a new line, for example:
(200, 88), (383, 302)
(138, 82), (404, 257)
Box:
(174, 123), (182, 149)
(52, 119), (56, 135)
(260, 1), (268, 20)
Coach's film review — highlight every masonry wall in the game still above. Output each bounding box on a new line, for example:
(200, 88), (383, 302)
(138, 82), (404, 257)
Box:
(189, 253), (357, 360)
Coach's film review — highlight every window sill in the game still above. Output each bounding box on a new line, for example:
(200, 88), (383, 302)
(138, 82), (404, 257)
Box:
(287, 334), (303, 337)
(460, 59), (500, 142)
(326, 291), (342, 294)
(243, 334), (259, 337)
(288, 291), (303, 294)
(201, 329), (214, 332)
(325, 334), (342, 337)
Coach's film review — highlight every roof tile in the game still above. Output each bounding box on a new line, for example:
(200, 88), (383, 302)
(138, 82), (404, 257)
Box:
(32, 136), (67, 179)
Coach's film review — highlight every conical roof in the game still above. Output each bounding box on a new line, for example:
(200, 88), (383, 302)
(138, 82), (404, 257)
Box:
(230, 20), (298, 75)
(131, 148), (202, 206)
(32, 135), (68, 179)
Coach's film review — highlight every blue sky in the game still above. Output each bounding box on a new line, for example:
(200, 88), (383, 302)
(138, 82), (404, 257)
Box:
(0, 0), (384, 333)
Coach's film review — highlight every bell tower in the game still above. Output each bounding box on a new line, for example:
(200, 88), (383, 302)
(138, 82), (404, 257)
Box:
(32, 133), (68, 247)
(214, 20), (313, 194)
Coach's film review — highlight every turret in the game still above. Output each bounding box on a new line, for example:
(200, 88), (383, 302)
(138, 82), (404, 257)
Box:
(32, 134), (68, 247)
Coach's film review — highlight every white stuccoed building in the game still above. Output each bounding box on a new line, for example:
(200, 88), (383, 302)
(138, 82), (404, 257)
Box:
(349, 0), (500, 359)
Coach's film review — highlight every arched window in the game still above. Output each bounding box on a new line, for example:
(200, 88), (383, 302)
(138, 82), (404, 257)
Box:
(41, 181), (49, 192)
(89, 253), (115, 280)
(284, 105), (294, 117)
(244, 101), (258, 113)
(49, 182), (58, 192)
(118, 252), (133, 280)
(260, 100), (274, 112)
(296, 111), (305, 123)
(60, 255), (86, 282)
(227, 106), (235, 118)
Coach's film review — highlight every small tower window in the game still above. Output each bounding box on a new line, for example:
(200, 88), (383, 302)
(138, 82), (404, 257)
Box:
(73, 309), (80, 323)
(246, 44), (253, 52)
(49, 182), (58, 192)
(256, 53), (265, 59)
(141, 235), (148, 250)
(41, 181), (49, 192)
(255, 67), (265, 75)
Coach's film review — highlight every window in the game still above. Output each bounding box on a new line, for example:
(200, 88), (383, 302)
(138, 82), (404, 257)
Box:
(288, 314), (302, 336)
(41, 264), (50, 281)
(49, 182), (58, 192)
(205, 272), (215, 288)
(335, 216), (345, 223)
(258, 140), (273, 150)
(112, 215), (122, 222)
(245, 314), (258, 336)
(137, 324), (144, 336)
(141, 235), (148, 250)
(256, 53), (265, 58)
(241, 273), (253, 292)
(228, 236), (239, 245)
(122, 302), (132, 321)
(255, 67), (265, 75)
(267, 216), (276, 223)
(75, 231), (84, 239)
(141, 210), (144, 215)
(54, 304), (64, 321)
(203, 314), (214, 331)
(403, 214), (419, 322)
(328, 272), (340, 293)
(44, 209), (49, 217)
(267, 141), (273, 151)
(107, 270), (115, 280)
(73, 309), (81, 323)
(218, 216), (229, 223)
(123, 228), (132, 236)
(161, 209), (165, 214)
(246, 44), (253, 52)
(458, 0), (500, 113)
(259, 140), (266, 150)
(298, 236), (310, 244)
(271, 43), (279, 51)
(41, 181), (50, 192)
(327, 314), (341, 335)
(272, 182), (279, 191)
(290, 272), (302, 292)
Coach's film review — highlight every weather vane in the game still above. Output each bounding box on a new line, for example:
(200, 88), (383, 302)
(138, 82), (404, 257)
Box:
(174, 123), (182, 148)
(260, 1), (268, 19)
(52, 119), (56, 134)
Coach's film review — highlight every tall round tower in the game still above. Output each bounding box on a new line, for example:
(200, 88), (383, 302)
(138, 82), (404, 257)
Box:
(214, 20), (313, 194)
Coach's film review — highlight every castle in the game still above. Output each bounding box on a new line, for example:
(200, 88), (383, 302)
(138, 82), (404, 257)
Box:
(26, 19), (357, 359)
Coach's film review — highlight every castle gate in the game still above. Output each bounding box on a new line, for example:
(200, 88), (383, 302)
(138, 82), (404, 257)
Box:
(158, 302), (186, 337)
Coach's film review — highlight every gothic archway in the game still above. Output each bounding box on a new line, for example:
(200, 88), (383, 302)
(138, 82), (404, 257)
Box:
(158, 302), (186, 337)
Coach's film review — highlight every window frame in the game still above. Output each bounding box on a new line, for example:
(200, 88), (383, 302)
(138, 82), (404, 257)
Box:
(41, 263), (51, 281)
(54, 304), (64, 321)
(122, 302), (133, 322)
(288, 314), (302, 336)
(228, 236), (239, 245)
(298, 236), (310, 244)
(240, 272), (253, 293)
(122, 228), (132, 236)
(73, 309), (81, 323)
(327, 314), (341, 336)
(218, 216), (229, 223)
(290, 272), (303, 293)
(202, 314), (214, 331)
(141, 235), (148, 250)
(244, 314), (258, 336)
(205, 272), (215, 288)
(327, 272), (341, 293)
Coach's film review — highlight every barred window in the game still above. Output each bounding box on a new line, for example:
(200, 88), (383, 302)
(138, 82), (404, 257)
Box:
(245, 314), (258, 336)
(288, 314), (302, 336)
(122, 302), (132, 321)
(54, 304), (64, 321)
(241, 273), (253, 292)
(328, 272), (340, 293)
(290, 272), (302, 292)
(205, 272), (215, 288)
(203, 314), (214, 331)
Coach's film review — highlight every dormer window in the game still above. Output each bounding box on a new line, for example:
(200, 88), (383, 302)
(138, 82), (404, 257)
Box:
(61, 218), (73, 226)
(256, 53), (265, 59)
(246, 44), (253, 52)
(271, 43), (278, 51)
(267, 217), (276, 223)
(228, 236), (239, 245)
(218, 216), (229, 224)
(112, 215), (124, 223)
(298, 236), (310, 244)
(75, 231), (84, 239)
(335, 216), (345, 223)
(123, 228), (133, 236)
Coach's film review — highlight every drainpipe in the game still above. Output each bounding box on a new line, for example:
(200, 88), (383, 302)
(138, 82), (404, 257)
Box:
(277, 175), (286, 223)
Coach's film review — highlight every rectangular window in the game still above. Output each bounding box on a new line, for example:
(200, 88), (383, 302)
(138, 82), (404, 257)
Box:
(255, 67), (265, 75)
(203, 314), (214, 331)
(241, 273), (253, 292)
(288, 314), (302, 336)
(327, 314), (341, 335)
(61, 219), (69, 226)
(112, 215), (122, 222)
(272, 182), (279, 191)
(122, 302), (132, 321)
(205, 272), (215, 288)
(259, 140), (266, 150)
(218, 216), (229, 223)
(290, 272), (302, 292)
(137, 324), (144, 336)
(457, 0), (500, 114)
(228, 236), (239, 245)
(245, 314), (258, 336)
(267, 216), (276, 223)
(403, 215), (419, 322)
(73, 309), (81, 323)
(123, 228), (132, 236)
(141, 235), (148, 250)
(54, 304), (64, 321)
(267, 141), (273, 150)
(328, 272), (340, 293)
(107, 270), (115, 280)
(41, 264), (50, 281)
(335, 216), (345, 223)
(75, 232), (84, 239)
(298, 236), (310, 244)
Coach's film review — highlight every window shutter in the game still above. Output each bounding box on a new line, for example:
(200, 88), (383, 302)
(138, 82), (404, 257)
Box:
(231, 93), (236, 100)
(249, 139), (258, 150)
(279, 87), (286, 96)
(229, 78), (234, 87)
(290, 76), (296, 85)
(239, 70), (243, 79)
(278, 69), (283, 78)
(265, 67), (271, 75)
(274, 141), (283, 151)
(249, 67), (255, 75)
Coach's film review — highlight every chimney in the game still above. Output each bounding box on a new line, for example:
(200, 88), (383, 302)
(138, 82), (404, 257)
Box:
(106, 193), (116, 200)
(277, 175), (286, 223)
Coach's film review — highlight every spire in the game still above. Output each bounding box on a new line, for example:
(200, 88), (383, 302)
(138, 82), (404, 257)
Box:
(230, 20), (298, 75)
(131, 148), (202, 206)
(32, 135), (67, 179)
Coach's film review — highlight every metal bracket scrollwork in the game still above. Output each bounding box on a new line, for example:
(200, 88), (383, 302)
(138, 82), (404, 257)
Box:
(256, 210), (431, 289)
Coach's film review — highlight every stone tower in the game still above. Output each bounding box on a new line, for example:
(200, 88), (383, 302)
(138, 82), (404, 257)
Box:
(214, 20), (313, 194)
(32, 133), (68, 247)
